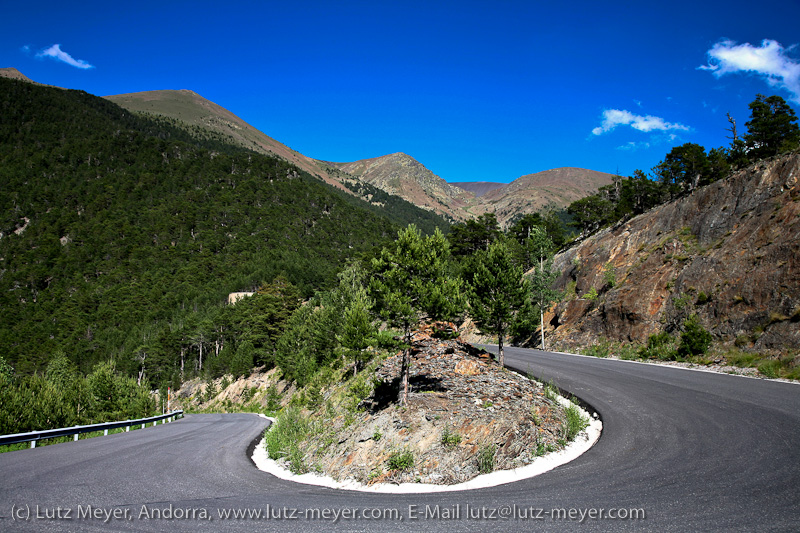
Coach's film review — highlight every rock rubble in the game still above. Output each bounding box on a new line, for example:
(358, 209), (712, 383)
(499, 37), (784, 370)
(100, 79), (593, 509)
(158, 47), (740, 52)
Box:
(294, 326), (578, 486)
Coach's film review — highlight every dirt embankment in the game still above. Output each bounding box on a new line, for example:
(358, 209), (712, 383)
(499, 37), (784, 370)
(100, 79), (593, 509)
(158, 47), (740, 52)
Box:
(284, 328), (589, 486)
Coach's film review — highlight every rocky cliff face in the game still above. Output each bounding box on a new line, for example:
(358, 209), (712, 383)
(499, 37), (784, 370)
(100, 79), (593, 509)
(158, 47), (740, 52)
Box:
(547, 151), (800, 354)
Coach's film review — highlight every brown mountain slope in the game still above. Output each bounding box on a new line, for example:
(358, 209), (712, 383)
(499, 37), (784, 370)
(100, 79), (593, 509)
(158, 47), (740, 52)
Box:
(100, 86), (609, 225)
(9, 69), (615, 226)
(0, 67), (36, 83)
(332, 153), (477, 222)
(545, 151), (800, 354)
(334, 156), (613, 225)
(476, 168), (615, 223)
(104, 89), (349, 191)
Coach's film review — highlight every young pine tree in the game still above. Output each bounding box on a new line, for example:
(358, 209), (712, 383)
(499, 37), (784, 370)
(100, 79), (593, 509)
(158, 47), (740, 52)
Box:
(370, 225), (464, 404)
(467, 238), (530, 367)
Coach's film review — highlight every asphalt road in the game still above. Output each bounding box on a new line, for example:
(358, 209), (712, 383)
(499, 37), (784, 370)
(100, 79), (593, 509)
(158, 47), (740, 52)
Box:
(1, 347), (798, 532)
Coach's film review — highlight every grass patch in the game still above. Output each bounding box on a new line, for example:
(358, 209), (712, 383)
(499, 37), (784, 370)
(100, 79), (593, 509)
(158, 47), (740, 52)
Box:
(757, 360), (782, 379)
(264, 405), (313, 474)
(725, 349), (760, 368)
(386, 450), (414, 471)
(562, 403), (589, 442)
(722, 349), (799, 380)
(476, 444), (496, 474)
(582, 342), (610, 358)
(543, 380), (559, 401)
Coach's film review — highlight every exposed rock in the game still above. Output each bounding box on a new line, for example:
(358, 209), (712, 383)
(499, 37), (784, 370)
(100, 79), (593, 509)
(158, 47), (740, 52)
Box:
(545, 151), (800, 354)
(289, 329), (579, 486)
(170, 367), (291, 412)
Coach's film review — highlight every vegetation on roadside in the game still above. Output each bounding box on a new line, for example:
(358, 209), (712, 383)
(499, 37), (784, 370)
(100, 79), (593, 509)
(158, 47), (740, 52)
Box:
(0, 353), (155, 438)
(579, 334), (800, 380)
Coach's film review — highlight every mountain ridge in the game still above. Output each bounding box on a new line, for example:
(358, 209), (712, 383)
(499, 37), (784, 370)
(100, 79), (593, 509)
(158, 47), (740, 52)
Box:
(3, 67), (615, 225)
(101, 83), (611, 224)
(450, 181), (505, 197)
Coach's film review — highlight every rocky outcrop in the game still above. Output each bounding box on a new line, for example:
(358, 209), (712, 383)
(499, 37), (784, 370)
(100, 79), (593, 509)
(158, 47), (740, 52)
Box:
(292, 329), (581, 486)
(546, 151), (800, 354)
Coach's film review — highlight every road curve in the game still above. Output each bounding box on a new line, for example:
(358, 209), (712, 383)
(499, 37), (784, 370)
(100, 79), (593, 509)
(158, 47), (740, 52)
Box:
(1, 347), (798, 532)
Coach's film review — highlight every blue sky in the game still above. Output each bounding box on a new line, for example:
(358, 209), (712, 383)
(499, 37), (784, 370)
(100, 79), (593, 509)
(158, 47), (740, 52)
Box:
(3, 0), (800, 183)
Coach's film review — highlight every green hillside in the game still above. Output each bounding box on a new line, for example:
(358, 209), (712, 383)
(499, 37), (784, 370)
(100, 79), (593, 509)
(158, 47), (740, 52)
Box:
(0, 77), (435, 383)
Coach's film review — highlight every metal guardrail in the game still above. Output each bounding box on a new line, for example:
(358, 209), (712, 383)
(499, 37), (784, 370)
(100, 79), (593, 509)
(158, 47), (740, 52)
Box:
(0, 410), (184, 448)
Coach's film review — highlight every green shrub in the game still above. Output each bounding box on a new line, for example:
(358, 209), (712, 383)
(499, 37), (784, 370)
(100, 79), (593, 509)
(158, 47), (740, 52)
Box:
(603, 263), (617, 288)
(387, 450), (414, 471)
(264, 385), (280, 412)
(441, 425), (462, 447)
(476, 444), (496, 474)
(678, 315), (713, 357)
(639, 332), (676, 360)
(265, 406), (311, 474)
(672, 293), (692, 310)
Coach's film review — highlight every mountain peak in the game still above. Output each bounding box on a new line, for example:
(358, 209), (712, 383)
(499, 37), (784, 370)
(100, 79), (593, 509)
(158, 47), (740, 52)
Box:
(0, 67), (36, 84)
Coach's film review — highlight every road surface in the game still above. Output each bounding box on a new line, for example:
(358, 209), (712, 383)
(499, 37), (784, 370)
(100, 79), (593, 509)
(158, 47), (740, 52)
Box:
(1, 347), (798, 531)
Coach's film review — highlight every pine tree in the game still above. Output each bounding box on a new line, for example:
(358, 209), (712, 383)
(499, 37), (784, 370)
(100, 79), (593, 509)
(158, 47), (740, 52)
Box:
(338, 286), (376, 376)
(744, 94), (800, 160)
(467, 238), (530, 367)
(370, 225), (464, 404)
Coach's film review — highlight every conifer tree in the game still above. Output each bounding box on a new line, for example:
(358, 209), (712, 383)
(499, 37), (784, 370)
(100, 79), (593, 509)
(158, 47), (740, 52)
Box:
(744, 94), (800, 160)
(371, 225), (464, 404)
(467, 238), (530, 367)
(338, 286), (376, 376)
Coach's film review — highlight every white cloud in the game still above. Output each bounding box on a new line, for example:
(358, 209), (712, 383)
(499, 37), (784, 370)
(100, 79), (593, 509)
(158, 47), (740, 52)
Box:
(591, 109), (690, 136)
(699, 39), (800, 103)
(617, 141), (650, 151)
(36, 44), (94, 69)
